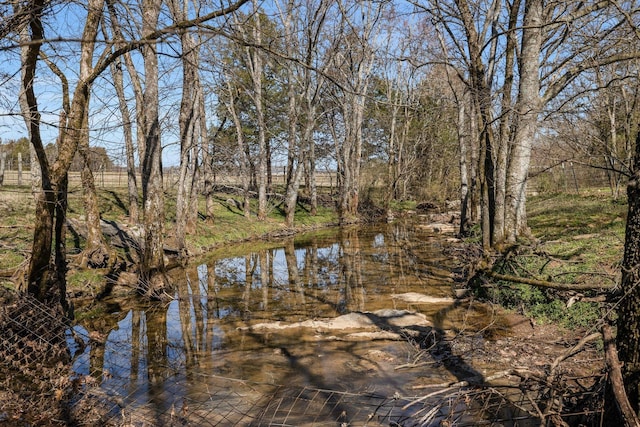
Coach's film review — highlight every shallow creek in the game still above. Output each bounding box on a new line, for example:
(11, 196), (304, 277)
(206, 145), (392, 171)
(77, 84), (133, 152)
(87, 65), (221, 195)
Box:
(70, 221), (516, 425)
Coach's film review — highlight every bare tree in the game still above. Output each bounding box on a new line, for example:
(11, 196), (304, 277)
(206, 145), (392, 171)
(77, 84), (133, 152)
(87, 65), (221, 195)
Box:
(22, 0), (105, 308)
(425, 0), (622, 247)
(328, 0), (384, 223)
(107, 51), (140, 224)
(138, 0), (169, 296)
(503, 0), (542, 242)
(14, 0), (249, 306)
(274, 0), (331, 226)
(224, 74), (252, 217)
(169, 0), (207, 253)
(244, 0), (269, 220)
(106, 0), (144, 225)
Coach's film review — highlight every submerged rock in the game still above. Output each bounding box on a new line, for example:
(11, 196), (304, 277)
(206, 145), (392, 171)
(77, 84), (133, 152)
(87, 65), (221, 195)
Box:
(241, 309), (431, 332)
(391, 292), (455, 305)
(418, 222), (457, 233)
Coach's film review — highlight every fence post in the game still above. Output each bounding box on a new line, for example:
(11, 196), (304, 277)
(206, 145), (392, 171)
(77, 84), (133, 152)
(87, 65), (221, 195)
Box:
(17, 152), (22, 186)
(0, 152), (5, 186)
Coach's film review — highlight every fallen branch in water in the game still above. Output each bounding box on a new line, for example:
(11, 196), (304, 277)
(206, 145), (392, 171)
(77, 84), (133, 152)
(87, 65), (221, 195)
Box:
(408, 368), (539, 392)
(481, 269), (615, 291)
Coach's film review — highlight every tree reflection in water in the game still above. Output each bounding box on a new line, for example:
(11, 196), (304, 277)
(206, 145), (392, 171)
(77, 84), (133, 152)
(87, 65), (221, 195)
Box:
(73, 222), (499, 424)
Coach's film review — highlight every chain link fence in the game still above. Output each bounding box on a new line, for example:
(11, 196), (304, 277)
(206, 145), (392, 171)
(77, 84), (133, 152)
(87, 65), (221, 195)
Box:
(0, 292), (607, 426)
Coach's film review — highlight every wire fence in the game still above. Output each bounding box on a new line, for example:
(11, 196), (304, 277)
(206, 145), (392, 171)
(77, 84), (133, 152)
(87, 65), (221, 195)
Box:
(0, 170), (338, 190)
(0, 291), (608, 426)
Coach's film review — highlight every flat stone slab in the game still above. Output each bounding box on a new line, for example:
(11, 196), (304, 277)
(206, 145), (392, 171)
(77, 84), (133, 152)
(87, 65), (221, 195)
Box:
(391, 292), (455, 305)
(417, 222), (457, 233)
(241, 309), (431, 332)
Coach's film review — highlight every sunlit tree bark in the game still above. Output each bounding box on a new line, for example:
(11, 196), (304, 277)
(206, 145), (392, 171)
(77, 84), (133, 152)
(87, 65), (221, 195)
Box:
(24, 0), (104, 310)
(78, 105), (113, 268)
(618, 128), (640, 417)
(139, 0), (169, 296)
(246, 0), (268, 220)
(329, 0), (383, 222)
(106, 0), (143, 225)
(503, 0), (542, 242)
(16, 23), (41, 196)
(493, 0), (520, 243)
(276, 0), (330, 226)
(109, 53), (140, 224)
(169, 0), (205, 252)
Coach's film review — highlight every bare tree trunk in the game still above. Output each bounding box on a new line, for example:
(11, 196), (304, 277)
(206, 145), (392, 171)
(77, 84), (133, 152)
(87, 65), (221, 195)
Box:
(107, 0), (147, 177)
(618, 128), (640, 416)
(78, 106), (112, 268)
(383, 72), (401, 217)
(246, 0), (268, 221)
(24, 0), (103, 311)
(17, 152), (22, 185)
(109, 53), (139, 224)
(226, 80), (251, 218)
(283, 95), (302, 227)
(169, 0), (203, 252)
(308, 140), (318, 216)
(22, 48), (56, 300)
(198, 84), (212, 223)
(278, 0), (303, 227)
(140, 0), (169, 297)
(47, 32), (112, 269)
(456, 0), (495, 249)
(336, 91), (367, 222)
(457, 93), (470, 236)
(504, 0), (542, 242)
(469, 99), (480, 223)
(17, 24), (41, 194)
(493, 0), (520, 244)
(0, 152), (4, 186)
(203, 115), (224, 222)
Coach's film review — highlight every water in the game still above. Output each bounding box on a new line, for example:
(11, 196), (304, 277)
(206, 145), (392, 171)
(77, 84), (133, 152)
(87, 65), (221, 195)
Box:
(70, 221), (506, 425)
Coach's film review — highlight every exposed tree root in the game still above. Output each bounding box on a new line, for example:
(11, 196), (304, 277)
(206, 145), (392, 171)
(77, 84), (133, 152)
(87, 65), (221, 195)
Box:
(602, 323), (640, 427)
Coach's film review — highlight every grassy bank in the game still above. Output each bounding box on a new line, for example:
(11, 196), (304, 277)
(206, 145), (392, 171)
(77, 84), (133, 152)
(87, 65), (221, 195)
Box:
(479, 189), (626, 328)
(1, 185), (627, 321)
(0, 186), (339, 290)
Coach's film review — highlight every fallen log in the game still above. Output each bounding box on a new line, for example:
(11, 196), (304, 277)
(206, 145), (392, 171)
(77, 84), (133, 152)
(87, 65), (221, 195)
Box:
(66, 218), (180, 258)
(481, 269), (615, 291)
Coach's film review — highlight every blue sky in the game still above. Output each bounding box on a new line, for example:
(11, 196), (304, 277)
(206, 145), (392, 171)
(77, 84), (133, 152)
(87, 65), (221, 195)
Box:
(0, 1), (214, 168)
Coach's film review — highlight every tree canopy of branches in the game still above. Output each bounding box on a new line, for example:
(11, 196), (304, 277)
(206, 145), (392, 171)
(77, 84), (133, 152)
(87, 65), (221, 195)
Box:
(9, 0), (640, 420)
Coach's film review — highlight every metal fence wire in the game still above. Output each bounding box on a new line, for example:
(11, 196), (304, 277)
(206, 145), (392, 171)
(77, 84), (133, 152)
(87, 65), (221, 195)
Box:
(0, 294), (606, 426)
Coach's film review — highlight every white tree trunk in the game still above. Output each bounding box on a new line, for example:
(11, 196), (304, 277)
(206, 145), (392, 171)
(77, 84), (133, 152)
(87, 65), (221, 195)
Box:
(504, 0), (543, 242)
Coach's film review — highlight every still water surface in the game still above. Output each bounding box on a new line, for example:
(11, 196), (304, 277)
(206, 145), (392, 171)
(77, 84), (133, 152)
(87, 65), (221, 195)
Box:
(70, 221), (504, 425)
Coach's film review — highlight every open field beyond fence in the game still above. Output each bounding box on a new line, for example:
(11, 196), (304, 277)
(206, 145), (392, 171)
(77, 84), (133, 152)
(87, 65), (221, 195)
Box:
(0, 170), (338, 190)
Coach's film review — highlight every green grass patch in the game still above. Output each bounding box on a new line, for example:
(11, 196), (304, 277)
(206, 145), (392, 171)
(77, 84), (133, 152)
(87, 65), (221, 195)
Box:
(187, 193), (338, 250)
(480, 282), (601, 330)
(389, 200), (417, 211)
(67, 268), (106, 290)
(479, 190), (625, 328)
(528, 192), (626, 241)
(0, 187), (339, 267)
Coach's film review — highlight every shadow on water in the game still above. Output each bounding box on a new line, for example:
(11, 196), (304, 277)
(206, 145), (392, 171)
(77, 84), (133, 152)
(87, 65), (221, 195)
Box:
(70, 220), (544, 426)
